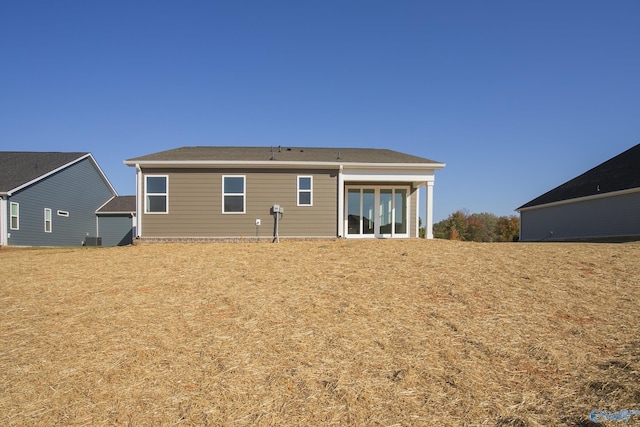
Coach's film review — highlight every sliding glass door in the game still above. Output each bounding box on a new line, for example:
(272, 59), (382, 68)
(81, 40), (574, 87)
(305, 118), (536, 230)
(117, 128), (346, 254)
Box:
(346, 187), (409, 238)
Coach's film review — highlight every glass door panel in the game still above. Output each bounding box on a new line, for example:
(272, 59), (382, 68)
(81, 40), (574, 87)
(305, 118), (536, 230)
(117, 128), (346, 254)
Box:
(363, 189), (375, 234)
(347, 189), (361, 235)
(394, 189), (407, 234)
(379, 189), (393, 235)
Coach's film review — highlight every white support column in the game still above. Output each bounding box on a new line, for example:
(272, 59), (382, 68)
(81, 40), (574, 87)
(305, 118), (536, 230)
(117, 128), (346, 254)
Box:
(337, 165), (344, 238)
(425, 181), (434, 239)
(136, 164), (143, 238)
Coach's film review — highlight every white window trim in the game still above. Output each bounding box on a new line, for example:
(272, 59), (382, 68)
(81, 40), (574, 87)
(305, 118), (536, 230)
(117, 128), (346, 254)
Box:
(144, 175), (169, 214)
(44, 208), (52, 233)
(57, 210), (69, 217)
(10, 202), (19, 230)
(222, 175), (246, 214)
(297, 176), (313, 207)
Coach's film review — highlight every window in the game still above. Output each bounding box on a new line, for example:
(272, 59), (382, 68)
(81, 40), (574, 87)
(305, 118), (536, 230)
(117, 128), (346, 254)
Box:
(145, 175), (168, 213)
(57, 210), (69, 217)
(10, 202), (19, 230)
(44, 208), (52, 233)
(346, 186), (409, 237)
(223, 175), (245, 213)
(297, 176), (313, 206)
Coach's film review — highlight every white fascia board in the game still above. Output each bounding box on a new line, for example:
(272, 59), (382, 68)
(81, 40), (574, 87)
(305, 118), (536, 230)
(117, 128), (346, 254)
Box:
(8, 153), (118, 197)
(342, 166), (438, 184)
(516, 186), (640, 212)
(125, 160), (339, 169)
(97, 211), (135, 215)
(87, 153), (119, 196)
(95, 196), (117, 214)
(7, 153), (90, 195)
(124, 159), (446, 171)
(344, 162), (445, 171)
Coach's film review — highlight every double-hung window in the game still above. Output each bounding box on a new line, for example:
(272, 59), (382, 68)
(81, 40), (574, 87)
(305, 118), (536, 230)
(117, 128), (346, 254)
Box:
(44, 208), (52, 233)
(223, 176), (245, 214)
(297, 176), (313, 206)
(10, 202), (19, 230)
(145, 175), (168, 213)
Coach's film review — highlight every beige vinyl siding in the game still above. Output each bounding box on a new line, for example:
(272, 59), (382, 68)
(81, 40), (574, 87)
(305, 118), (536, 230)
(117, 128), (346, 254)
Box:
(410, 186), (418, 238)
(141, 168), (337, 238)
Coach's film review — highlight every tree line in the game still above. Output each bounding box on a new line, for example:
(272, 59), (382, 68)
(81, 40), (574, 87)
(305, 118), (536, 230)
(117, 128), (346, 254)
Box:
(423, 210), (520, 242)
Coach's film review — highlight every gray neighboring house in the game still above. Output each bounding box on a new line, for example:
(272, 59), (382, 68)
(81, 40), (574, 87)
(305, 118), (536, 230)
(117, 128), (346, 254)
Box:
(517, 143), (640, 242)
(96, 195), (136, 246)
(124, 146), (445, 241)
(0, 151), (131, 247)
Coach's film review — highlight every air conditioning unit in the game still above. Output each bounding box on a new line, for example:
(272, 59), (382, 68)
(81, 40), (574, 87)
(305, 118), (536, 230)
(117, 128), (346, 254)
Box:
(84, 237), (102, 246)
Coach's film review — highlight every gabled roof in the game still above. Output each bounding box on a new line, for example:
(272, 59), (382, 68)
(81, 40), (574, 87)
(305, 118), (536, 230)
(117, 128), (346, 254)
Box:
(125, 146), (444, 167)
(0, 151), (117, 196)
(97, 196), (136, 214)
(518, 143), (640, 210)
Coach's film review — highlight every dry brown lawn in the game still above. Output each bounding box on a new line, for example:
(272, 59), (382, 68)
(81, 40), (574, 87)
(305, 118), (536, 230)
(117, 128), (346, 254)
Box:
(1, 239), (639, 426)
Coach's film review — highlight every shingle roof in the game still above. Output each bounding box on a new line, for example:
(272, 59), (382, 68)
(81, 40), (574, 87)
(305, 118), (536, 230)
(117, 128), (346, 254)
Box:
(518, 143), (640, 210)
(0, 151), (89, 193)
(126, 146), (442, 165)
(97, 196), (136, 214)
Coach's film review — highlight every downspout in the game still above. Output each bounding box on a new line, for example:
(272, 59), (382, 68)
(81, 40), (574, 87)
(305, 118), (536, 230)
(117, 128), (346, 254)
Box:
(136, 164), (142, 238)
(337, 164), (344, 238)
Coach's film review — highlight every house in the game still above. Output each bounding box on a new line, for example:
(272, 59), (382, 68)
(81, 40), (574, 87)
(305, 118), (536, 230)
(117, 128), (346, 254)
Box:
(517, 143), (640, 241)
(96, 195), (137, 246)
(0, 151), (129, 246)
(124, 146), (445, 241)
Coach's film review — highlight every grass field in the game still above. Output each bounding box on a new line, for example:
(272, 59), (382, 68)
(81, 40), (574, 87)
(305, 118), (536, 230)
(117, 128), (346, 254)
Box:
(1, 240), (639, 426)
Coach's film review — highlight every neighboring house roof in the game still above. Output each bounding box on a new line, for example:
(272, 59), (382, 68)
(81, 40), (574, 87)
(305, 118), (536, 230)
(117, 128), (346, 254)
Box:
(518, 143), (640, 210)
(97, 196), (136, 214)
(0, 151), (90, 194)
(125, 146), (444, 167)
(0, 151), (118, 197)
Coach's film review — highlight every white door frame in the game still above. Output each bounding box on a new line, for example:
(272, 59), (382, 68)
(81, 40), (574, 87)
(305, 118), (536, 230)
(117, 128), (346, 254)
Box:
(345, 185), (410, 238)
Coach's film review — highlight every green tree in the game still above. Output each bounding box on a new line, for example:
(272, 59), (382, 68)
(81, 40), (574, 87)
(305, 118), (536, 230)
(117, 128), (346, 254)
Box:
(433, 218), (447, 239)
(495, 215), (520, 242)
(433, 210), (520, 242)
(466, 213), (497, 242)
(444, 210), (468, 240)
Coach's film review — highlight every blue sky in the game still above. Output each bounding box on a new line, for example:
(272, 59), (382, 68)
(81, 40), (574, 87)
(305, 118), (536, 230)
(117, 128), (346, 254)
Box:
(1, 1), (639, 223)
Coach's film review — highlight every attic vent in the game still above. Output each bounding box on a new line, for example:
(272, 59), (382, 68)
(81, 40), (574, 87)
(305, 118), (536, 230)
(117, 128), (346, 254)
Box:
(337, 150), (341, 160)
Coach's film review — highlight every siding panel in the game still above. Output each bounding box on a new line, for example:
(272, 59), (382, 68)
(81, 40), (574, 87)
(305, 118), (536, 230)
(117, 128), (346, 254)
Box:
(410, 186), (418, 238)
(520, 191), (640, 241)
(141, 168), (338, 238)
(8, 158), (115, 246)
(98, 215), (134, 246)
